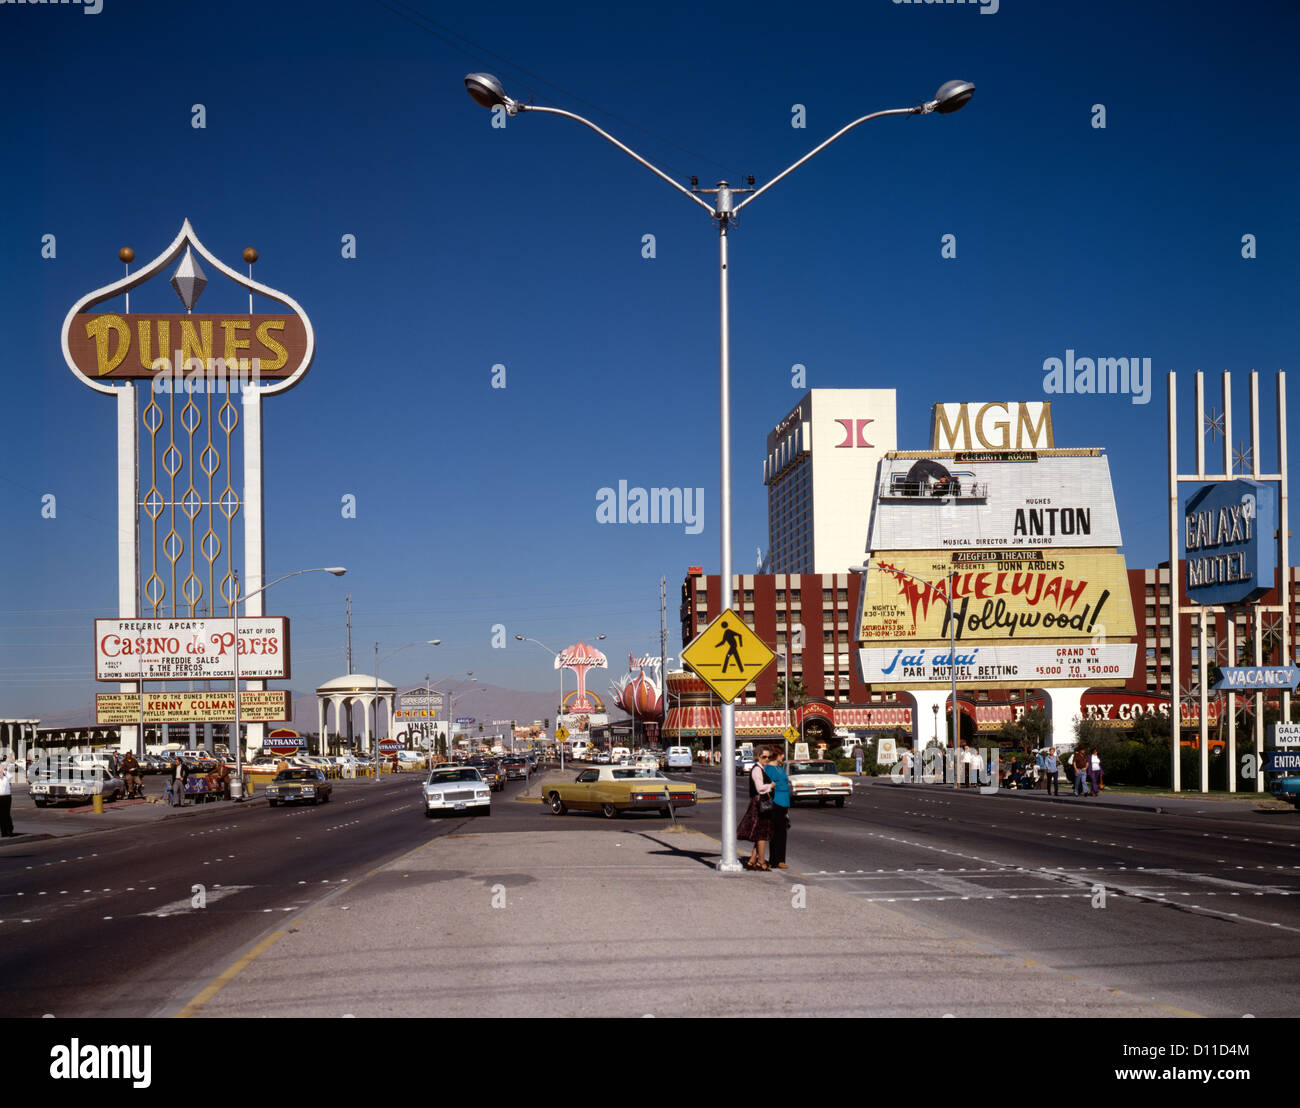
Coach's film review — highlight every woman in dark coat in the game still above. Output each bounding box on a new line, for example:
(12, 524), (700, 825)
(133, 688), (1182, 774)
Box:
(736, 748), (774, 870)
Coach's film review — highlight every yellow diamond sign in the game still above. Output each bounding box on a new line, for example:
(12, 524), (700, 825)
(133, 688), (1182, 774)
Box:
(554, 726), (569, 742)
(782, 726), (800, 743)
(682, 608), (776, 704)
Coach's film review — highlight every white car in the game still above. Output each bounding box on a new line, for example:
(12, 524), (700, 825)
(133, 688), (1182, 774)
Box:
(422, 766), (491, 818)
(665, 746), (693, 771)
(31, 767), (124, 808)
(787, 760), (853, 808)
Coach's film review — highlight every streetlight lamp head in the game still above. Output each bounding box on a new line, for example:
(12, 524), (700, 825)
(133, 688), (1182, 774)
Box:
(932, 80), (975, 114)
(324, 567), (347, 576)
(465, 72), (510, 109)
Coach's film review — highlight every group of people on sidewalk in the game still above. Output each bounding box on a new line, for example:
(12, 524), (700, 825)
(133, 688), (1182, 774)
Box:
(737, 746), (791, 871)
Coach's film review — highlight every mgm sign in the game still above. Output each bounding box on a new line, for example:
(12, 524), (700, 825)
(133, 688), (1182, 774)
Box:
(61, 221), (314, 753)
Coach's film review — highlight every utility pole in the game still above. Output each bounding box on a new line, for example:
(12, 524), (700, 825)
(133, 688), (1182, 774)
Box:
(345, 594), (353, 674)
(660, 576), (669, 740)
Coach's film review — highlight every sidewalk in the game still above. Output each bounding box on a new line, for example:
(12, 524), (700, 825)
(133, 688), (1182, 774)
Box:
(859, 776), (1294, 818)
(180, 828), (1194, 1018)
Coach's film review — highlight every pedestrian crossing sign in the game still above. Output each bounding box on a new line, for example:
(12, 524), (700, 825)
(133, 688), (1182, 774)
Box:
(682, 608), (776, 704)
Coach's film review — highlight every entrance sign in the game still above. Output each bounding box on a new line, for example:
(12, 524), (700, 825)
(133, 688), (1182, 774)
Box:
(378, 738), (401, 755)
(94, 617), (289, 681)
(96, 690), (289, 724)
(682, 608), (777, 704)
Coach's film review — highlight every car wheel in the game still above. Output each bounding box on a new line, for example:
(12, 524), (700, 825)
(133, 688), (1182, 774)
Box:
(601, 803), (619, 819)
(818, 798), (827, 807)
(269, 799), (278, 808)
(834, 797), (845, 808)
(424, 808), (435, 818)
(659, 808), (671, 818)
(34, 798), (46, 808)
(478, 806), (491, 817)
(549, 792), (566, 815)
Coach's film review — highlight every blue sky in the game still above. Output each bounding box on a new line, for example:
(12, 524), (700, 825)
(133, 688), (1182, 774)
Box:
(2, 0), (1297, 718)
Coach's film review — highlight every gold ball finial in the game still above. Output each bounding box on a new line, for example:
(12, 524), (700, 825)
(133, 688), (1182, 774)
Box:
(119, 247), (135, 263)
(242, 247), (258, 264)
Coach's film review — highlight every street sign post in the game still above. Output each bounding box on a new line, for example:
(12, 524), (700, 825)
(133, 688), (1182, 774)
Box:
(682, 608), (776, 704)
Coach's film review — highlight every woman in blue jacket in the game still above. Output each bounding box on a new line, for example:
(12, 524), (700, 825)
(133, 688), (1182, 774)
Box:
(766, 748), (792, 869)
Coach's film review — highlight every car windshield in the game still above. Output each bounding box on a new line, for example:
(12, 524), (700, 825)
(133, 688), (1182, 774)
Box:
(430, 770), (480, 783)
(274, 770), (317, 781)
(790, 762), (837, 775)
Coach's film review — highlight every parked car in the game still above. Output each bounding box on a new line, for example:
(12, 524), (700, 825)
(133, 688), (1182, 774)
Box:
(787, 760), (853, 808)
(544, 766), (697, 819)
(422, 766), (491, 817)
(266, 768), (333, 807)
(30, 766), (125, 808)
(1269, 773), (1300, 808)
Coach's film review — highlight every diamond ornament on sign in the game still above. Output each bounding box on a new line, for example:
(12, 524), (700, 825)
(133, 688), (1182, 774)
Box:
(169, 246), (208, 310)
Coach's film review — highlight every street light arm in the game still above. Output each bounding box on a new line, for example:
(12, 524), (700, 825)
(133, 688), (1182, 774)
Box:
(734, 107), (919, 214)
(522, 105), (717, 216)
(238, 566), (346, 604)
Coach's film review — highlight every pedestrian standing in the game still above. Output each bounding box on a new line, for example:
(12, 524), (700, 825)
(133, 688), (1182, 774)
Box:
(1072, 748), (1088, 796)
(852, 743), (864, 776)
(737, 747), (774, 870)
(1089, 747), (1103, 796)
(173, 757), (188, 807)
(1043, 748), (1060, 796)
(767, 748), (792, 869)
(0, 757), (15, 837)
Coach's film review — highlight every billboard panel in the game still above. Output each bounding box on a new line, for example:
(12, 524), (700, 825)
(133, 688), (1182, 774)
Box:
(857, 551), (1135, 644)
(866, 451), (1122, 551)
(95, 690), (290, 724)
(858, 643), (1137, 689)
(94, 617), (289, 681)
(868, 452), (1123, 551)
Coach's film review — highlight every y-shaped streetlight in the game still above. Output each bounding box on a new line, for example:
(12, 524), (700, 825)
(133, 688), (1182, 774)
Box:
(468, 74), (974, 870)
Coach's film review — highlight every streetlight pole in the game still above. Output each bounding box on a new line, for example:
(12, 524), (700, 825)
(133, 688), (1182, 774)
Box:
(515, 633), (605, 771)
(229, 566), (347, 800)
(373, 639), (441, 778)
(466, 73), (974, 870)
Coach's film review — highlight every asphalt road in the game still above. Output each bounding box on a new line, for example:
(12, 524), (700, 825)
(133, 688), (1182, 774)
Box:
(690, 764), (1300, 1017)
(4, 762), (1296, 1018)
(0, 773), (501, 1017)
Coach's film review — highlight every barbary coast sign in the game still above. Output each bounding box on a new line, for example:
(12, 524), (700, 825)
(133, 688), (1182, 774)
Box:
(867, 452), (1122, 550)
(857, 551), (1135, 644)
(94, 617), (289, 681)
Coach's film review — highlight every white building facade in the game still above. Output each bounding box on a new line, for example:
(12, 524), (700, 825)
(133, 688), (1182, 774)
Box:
(763, 389), (897, 574)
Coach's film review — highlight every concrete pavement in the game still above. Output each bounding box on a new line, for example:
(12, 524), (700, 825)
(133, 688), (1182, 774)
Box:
(179, 827), (1195, 1018)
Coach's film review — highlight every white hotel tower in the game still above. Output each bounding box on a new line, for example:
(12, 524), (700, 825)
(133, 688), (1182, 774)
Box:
(763, 389), (897, 574)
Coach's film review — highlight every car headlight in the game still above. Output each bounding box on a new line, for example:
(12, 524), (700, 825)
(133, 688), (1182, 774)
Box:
(476, 790), (489, 799)
(427, 791), (442, 801)
(302, 787), (315, 794)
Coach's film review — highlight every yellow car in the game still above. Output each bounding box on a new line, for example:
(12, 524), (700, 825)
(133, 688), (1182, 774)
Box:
(546, 766), (697, 819)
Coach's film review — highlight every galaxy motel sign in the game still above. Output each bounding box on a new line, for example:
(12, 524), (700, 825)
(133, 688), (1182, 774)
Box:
(1183, 478), (1276, 607)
